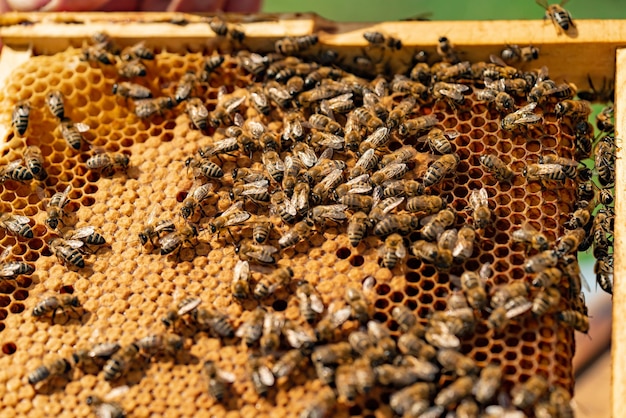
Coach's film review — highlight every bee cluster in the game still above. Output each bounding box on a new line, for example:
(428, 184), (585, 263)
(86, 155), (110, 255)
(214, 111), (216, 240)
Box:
(0, 15), (616, 418)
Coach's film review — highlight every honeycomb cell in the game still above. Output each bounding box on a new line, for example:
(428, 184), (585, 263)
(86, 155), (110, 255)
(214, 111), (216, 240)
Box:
(2, 342), (16, 354)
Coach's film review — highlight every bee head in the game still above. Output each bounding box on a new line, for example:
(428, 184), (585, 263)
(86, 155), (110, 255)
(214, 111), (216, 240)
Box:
(112, 84), (119, 94)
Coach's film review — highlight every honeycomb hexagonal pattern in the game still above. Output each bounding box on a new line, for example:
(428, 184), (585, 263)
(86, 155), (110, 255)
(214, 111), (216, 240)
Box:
(0, 44), (581, 417)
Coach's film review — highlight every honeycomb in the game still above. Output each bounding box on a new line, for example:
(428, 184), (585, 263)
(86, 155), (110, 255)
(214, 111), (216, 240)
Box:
(0, 33), (589, 418)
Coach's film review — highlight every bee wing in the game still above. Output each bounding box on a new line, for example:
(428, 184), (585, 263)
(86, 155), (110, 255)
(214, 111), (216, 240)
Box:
(329, 305), (352, 327)
(241, 180), (268, 195)
(6, 159), (24, 170)
(479, 262), (492, 281)
(284, 325), (316, 349)
(258, 364), (275, 386)
(355, 148), (376, 168)
(533, 163), (564, 175)
(380, 197), (405, 214)
(310, 293), (325, 314)
(177, 297), (202, 316)
(105, 385), (130, 401)
(217, 369), (236, 383)
(517, 102), (537, 114)
(11, 215), (31, 226)
(514, 113), (542, 125)
(233, 260), (250, 282)
(381, 163), (408, 178)
(318, 168), (343, 188)
(505, 301), (532, 319)
(347, 173), (370, 185)
(224, 212), (252, 227)
(317, 147), (334, 162)
(225, 96), (246, 115)
(259, 245), (278, 254)
(489, 54), (509, 67)
(74, 122), (90, 133)
(320, 204), (348, 219)
(70, 226), (96, 240)
(291, 186), (309, 212)
(395, 242), (407, 259)
(233, 112), (245, 127)
(215, 137), (238, 152)
(469, 188), (489, 208)
(295, 146), (318, 168)
(221, 201), (245, 217)
(0, 262), (25, 277)
(0, 245), (12, 263)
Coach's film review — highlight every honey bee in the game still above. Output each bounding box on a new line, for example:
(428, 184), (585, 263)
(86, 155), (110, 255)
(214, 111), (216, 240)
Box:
(236, 51), (268, 76)
(275, 34), (319, 55)
(404, 196), (444, 215)
(138, 206), (176, 248)
(12, 100), (30, 135)
(291, 181), (311, 217)
(209, 201), (251, 236)
(68, 226), (107, 248)
(159, 223), (199, 256)
(180, 183), (214, 220)
(136, 333), (184, 356)
(336, 359), (375, 400)
(347, 211), (370, 248)
(118, 59), (147, 78)
(555, 99), (591, 120)
(512, 223), (549, 252)
(260, 150), (285, 183)
(122, 41), (155, 60)
(112, 82), (152, 100)
(236, 306), (265, 346)
(436, 36), (461, 63)
(252, 220), (272, 244)
(278, 219), (313, 248)
(271, 349), (307, 380)
(0, 212), (33, 239)
(308, 204), (348, 225)
(202, 361), (234, 402)
(558, 309), (589, 333)
(173, 73), (198, 103)
(512, 374), (549, 409)
(547, 385), (574, 418)
(422, 153), (459, 188)
(248, 354), (275, 397)
(134, 97), (174, 118)
(379, 233), (406, 269)
(270, 190), (297, 224)
(312, 341), (352, 367)
(352, 106), (385, 131)
(46, 90), (65, 119)
(0, 245), (34, 280)
(390, 383), (435, 416)
(254, 266), (294, 299)
(308, 113), (343, 135)
(421, 208), (456, 241)
(348, 149), (377, 180)
(58, 119), (88, 151)
(103, 343), (140, 381)
(532, 286), (561, 316)
(81, 42), (116, 65)
(501, 102), (542, 131)
(28, 357), (73, 385)
(299, 386), (337, 418)
(468, 188), (491, 229)
(391, 305), (418, 331)
(452, 225), (476, 263)
(491, 281), (530, 309)
(411, 240), (453, 270)
(185, 158), (225, 180)
(418, 128), (456, 155)
(437, 348), (478, 377)
(259, 312), (283, 354)
(33, 294), (81, 322)
(48, 237), (85, 267)
(573, 120), (594, 160)
(596, 256), (613, 295)
(594, 136), (616, 187)
(315, 304), (352, 342)
(473, 365), (503, 403)
(296, 280), (324, 323)
(398, 114), (438, 137)
(311, 169), (344, 204)
(531, 267), (562, 288)
(523, 163), (567, 182)
(432, 81), (470, 105)
(501, 44), (540, 64)
(537, 0), (575, 35)
(86, 152), (129, 176)
(161, 296), (201, 329)
(235, 241), (278, 264)
(345, 286), (370, 323)
(193, 307), (235, 338)
(43, 185), (71, 230)
(554, 227), (585, 257)
(22, 145), (47, 181)
(460, 265), (489, 310)
(185, 98), (209, 130)
(370, 162), (409, 186)
(525, 249), (559, 274)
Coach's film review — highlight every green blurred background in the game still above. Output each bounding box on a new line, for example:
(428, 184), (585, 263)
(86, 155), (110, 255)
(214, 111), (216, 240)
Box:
(262, 0), (626, 21)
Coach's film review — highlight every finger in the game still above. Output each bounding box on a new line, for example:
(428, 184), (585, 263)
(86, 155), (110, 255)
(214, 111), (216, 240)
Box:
(6, 0), (51, 11)
(165, 0), (225, 12)
(38, 0), (111, 11)
(223, 0), (261, 13)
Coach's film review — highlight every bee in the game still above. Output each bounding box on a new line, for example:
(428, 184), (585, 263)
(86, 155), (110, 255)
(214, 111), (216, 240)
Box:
(352, 106), (385, 131)
(197, 138), (239, 160)
(248, 354), (275, 397)
(235, 241), (278, 264)
(422, 153), (459, 188)
(138, 206), (176, 247)
(596, 256), (613, 295)
(180, 183), (214, 220)
(547, 386), (574, 418)
(270, 349), (306, 380)
(58, 119), (88, 151)
(386, 97), (416, 131)
(398, 114), (438, 137)
(512, 223), (549, 252)
(291, 181), (311, 217)
(537, 0), (575, 35)
(525, 249), (559, 274)
(433, 61), (471, 82)
(103, 343), (140, 381)
(86, 152), (130, 176)
(473, 365), (502, 404)
(112, 82), (152, 100)
(161, 296), (201, 330)
(28, 357), (73, 385)
(252, 220), (272, 244)
(279, 219), (313, 248)
(417, 128), (455, 155)
(159, 223), (199, 256)
(275, 34), (318, 55)
(285, 75), (305, 96)
(0, 160), (33, 183)
(300, 386), (337, 418)
(391, 305), (418, 332)
(379, 233), (406, 269)
(0, 245), (34, 280)
(46, 90), (65, 119)
(185, 158), (224, 181)
(12, 100), (30, 135)
(421, 208), (456, 241)
(501, 44), (540, 64)
(404, 196), (444, 215)
(308, 113), (343, 135)
(554, 228), (585, 257)
(260, 150), (285, 183)
(68, 226), (107, 248)
(208, 201), (251, 235)
(598, 187), (614, 206)
(200, 361), (234, 403)
(136, 333), (184, 357)
(411, 240), (453, 270)
(523, 163), (567, 182)
(22, 145), (47, 181)
(347, 211), (370, 248)
(452, 225), (476, 262)
(173, 73), (198, 103)
(555, 99), (591, 120)
(491, 281), (530, 309)
(501, 102), (542, 131)
(185, 98), (209, 130)
(296, 280), (324, 323)
(363, 31), (402, 49)
(312, 341), (352, 367)
(370, 162), (409, 186)
(437, 348), (478, 376)
(201, 55), (225, 80)
(469, 188), (491, 229)
(390, 383), (435, 416)
(254, 266), (294, 299)
(33, 294), (81, 322)
(42, 185), (71, 230)
(336, 359), (375, 400)
(531, 267), (562, 288)
(308, 204), (348, 225)
(134, 97), (174, 118)
(432, 82), (470, 105)
(118, 59), (147, 78)
(377, 357), (440, 386)
(311, 168), (344, 204)
(573, 120), (594, 160)
(282, 113), (306, 145)
(512, 374), (549, 409)
(81, 43), (116, 65)
(460, 265), (489, 310)
(595, 136), (616, 187)
(48, 237), (85, 268)
(532, 286), (561, 316)
(0, 212), (33, 239)
(122, 41), (154, 60)
(208, 16), (228, 36)
(192, 307), (235, 338)
(236, 307), (265, 346)
(236, 51), (268, 76)
(558, 309), (590, 333)
(345, 286), (370, 323)
(436, 36), (461, 63)
(314, 303), (353, 343)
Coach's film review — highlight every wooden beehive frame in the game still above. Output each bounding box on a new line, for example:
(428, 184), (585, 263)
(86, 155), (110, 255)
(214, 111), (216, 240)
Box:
(0, 12), (623, 416)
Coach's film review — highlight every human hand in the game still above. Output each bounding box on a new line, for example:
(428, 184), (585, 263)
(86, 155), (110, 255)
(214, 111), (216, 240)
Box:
(0, 0), (261, 12)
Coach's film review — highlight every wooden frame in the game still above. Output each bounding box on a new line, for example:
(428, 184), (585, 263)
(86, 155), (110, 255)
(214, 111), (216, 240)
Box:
(0, 12), (622, 416)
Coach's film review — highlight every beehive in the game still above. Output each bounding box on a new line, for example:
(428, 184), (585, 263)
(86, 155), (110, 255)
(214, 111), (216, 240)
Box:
(0, 12), (619, 418)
